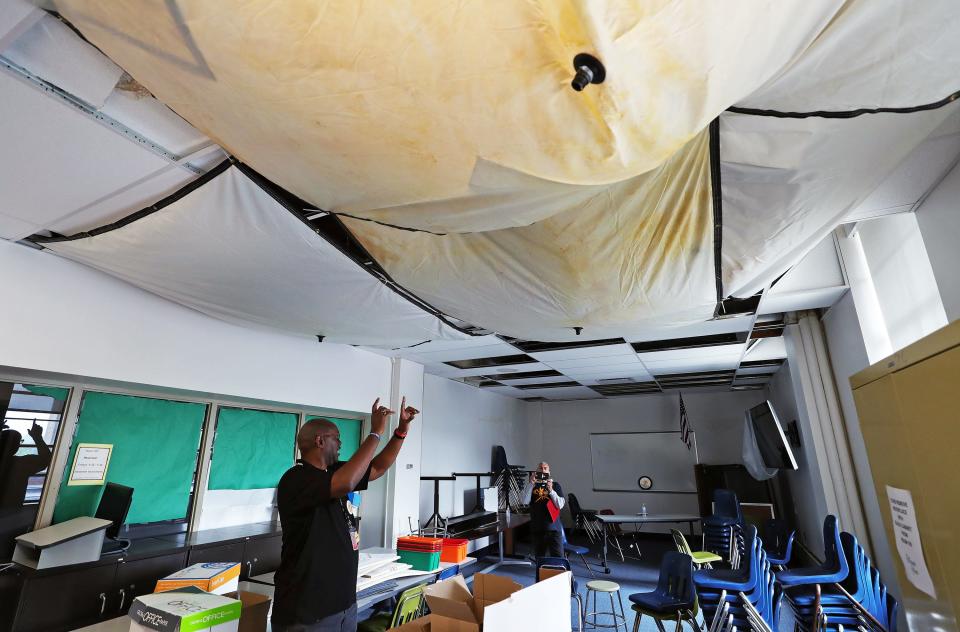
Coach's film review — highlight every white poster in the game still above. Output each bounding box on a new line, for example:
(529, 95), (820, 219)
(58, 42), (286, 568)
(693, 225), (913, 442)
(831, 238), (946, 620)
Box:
(67, 443), (113, 486)
(886, 485), (937, 599)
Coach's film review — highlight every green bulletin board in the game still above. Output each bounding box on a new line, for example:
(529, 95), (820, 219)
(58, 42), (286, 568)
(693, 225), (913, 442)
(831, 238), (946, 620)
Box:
(307, 416), (362, 461)
(53, 392), (206, 525)
(208, 407), (298, 490)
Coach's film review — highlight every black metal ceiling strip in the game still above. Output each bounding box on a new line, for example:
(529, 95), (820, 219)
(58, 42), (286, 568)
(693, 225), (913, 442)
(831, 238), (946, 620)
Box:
(233, 162), (484, 337)
(709, 118), (724, 304)
(333, 211), (448, 236)
(727, 90), (960, 119)
(28, 158), (233, 244)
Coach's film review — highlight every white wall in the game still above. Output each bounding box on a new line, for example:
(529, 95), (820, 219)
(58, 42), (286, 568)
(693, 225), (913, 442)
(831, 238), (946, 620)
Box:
(916, 159), (960, 322)
(821, 292), (904, 609)
(766, 359), (829, 554)
(538, 391), (766, 532)
(0, 240), (393, 412)
(0, 240), (401, 533)
(418, 374), (539, 531)
(857, 213), (947, 352)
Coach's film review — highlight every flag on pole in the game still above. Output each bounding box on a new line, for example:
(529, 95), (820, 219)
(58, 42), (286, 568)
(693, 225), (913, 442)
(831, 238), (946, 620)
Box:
(679, 393), (693, 449)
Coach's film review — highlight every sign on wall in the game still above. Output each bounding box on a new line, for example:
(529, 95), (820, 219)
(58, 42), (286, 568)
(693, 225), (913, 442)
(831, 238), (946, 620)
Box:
(67, 443), (113, 486)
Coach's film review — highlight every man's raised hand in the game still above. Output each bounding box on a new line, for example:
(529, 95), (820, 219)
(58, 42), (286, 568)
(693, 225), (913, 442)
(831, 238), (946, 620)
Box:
(398, 396), (419, 428)
(370, 397), (394, 435)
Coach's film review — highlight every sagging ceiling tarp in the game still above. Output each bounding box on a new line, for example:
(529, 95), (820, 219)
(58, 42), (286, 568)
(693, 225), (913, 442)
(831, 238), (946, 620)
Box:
(48, 0), (960, 342)
(38, 165), (471, 347)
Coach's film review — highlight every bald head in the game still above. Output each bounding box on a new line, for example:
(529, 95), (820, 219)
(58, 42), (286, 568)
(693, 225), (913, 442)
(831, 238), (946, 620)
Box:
(297, 418), (338, 454)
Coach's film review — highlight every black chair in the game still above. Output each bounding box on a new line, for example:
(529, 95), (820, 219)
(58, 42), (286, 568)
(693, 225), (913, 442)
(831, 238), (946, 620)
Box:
(492, 445), (526, 512)
(568, 493), (601, 541)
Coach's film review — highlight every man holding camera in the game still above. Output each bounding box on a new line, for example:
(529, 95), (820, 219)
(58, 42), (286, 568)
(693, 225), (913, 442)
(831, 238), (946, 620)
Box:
(521, 461), (566, 557)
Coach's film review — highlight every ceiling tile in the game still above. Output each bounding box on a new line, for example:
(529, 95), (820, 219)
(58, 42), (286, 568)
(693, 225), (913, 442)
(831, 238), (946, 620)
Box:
(528, 343), (635, 362)
(626, 316), (753, 342)
(637, 344), (745, 363)
(414, 342), (525, 362)
(544, 354), (642, 370)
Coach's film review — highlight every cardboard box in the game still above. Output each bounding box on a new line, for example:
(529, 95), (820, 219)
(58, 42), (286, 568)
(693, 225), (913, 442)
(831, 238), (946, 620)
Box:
(419, 572), (570, 632)
(128, 588), (242, 632)
(423, 574), (521, 631)
(223, 591), (271, 632)
(155, 563), (241, 595)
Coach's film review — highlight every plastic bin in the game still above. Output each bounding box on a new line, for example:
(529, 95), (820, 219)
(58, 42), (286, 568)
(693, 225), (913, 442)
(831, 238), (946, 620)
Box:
(397, 549), (441, 571)
(440, 538), (468, 563)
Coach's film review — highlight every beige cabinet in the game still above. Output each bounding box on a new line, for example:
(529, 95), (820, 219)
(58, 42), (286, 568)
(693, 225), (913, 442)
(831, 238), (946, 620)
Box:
(852, 321), (960, 630)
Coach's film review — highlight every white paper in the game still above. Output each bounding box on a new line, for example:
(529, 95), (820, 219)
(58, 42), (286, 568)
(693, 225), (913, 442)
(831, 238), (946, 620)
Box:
(67, 443), (112, 485)
(886, 485), (937, 599)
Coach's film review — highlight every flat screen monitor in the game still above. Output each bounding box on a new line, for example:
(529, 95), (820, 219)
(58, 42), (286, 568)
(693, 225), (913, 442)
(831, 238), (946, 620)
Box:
(748, 400), (798, 470)
(94, 482), (133, 540)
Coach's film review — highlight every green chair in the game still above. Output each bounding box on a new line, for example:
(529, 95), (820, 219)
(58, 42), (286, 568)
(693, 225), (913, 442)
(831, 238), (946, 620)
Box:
(357, 584), (424, 632)
(671, 529), (722, 569)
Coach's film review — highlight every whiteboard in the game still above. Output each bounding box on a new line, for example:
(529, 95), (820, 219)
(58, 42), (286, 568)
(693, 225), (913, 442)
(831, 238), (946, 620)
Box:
(590, 432), (699, 493)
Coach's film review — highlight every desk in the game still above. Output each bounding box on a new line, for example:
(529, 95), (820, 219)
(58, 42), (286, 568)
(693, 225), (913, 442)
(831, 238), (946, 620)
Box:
(595, 513), (701, 574)
(462, 513), (531, 574)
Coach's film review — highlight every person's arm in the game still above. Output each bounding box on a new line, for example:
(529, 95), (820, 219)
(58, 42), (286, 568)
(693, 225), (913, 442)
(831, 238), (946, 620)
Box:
(547, 480), (565, 510)
(27, 423), (51, 464)
(370, 396), (419, 481)
(521, 474), (535, 504)
(330, 398), (392, 497)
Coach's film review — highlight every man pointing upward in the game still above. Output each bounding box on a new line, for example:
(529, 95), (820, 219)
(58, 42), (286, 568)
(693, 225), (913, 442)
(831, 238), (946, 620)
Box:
(272, 396), (419, 632)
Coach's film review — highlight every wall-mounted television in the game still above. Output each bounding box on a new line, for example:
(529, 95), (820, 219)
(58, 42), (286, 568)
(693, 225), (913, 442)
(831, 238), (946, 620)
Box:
(748, 400), (798, 470)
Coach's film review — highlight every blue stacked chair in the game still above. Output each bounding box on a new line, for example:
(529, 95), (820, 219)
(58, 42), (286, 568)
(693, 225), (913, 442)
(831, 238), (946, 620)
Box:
(627, 552), (701, 631)
(702, 489), (743, 562)
(762, 519), (795, 569)
(693, 525), (782, 631)
(786, 531), (898, 631)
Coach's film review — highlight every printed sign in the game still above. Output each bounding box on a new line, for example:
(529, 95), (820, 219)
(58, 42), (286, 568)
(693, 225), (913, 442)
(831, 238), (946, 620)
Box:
(67, 443), (113, 486)
(886, 485), (937, 598)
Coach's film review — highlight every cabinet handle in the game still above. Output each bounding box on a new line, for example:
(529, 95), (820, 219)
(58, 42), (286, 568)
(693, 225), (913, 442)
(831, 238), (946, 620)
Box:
(118, 588), (126, 612)
(246, 561), (253, 577)
(99, 592), (107, 616)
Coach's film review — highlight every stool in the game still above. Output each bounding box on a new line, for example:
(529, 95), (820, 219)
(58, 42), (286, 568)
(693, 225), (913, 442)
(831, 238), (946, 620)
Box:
(584, 580), (627, 631)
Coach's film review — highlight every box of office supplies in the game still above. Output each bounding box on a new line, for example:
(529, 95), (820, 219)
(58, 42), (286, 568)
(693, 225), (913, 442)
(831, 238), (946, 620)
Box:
(128, 587), (241, 632)
(155, 562), (241, 595)
(418, 572), (570, 631)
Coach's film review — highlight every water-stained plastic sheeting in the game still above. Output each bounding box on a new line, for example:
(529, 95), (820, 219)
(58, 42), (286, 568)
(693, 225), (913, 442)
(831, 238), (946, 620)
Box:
(721, 101), (960, 299)
(342, 130), (716, 341)
(43, 166), (471, 347)
(54, 0), (842, 231)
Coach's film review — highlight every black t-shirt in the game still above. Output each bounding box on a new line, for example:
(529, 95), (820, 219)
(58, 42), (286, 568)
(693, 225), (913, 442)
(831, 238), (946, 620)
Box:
(272, 460), (370, 625)
(529, 480), (563, 532)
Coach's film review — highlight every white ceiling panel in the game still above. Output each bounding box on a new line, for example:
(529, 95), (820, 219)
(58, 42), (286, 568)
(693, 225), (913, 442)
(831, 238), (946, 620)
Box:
(480, 385), (528, 398)
(626, 316), (753, 342)
(561, 366), (653, 380)
(528, 343), (635, 362)
(768, 235), (845, 295)
(99, 89), (213, 156)
(0, 210), (39, 239)
(543, 354), (642, 370)
(646, 358), (740, 375)
(735, 364), (782, 376)
(636, 344), (745, 364)
(758, 287), (848, 316)
(0, 71), (172, 240)
(743, 337), (787, 361)
(391, 335), (503, 355)
(518, 386), (602, 400)
(427, 361), (549, 379)
(4, 15), (122, 108)
(413, 342), (524, 363)
(497, 375), (575, 386)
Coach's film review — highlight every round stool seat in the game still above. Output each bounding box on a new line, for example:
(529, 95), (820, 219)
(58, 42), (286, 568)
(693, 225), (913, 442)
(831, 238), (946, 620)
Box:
(587, 580), (621, 593)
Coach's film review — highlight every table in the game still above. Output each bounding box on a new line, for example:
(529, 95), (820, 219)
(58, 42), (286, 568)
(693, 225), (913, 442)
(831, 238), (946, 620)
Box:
(595, 513), (702, 574)
(248, 549), (476, 612)
(470, 513), (532, 574)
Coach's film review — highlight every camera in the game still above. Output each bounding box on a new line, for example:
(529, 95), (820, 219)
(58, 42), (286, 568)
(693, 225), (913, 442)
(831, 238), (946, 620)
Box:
(534, 471), (549, 482)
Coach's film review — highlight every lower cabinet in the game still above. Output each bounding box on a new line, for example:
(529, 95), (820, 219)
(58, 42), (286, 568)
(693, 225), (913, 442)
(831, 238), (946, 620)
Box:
(114, 552), (188, 614)
(242, 534), (282, 579)
(14, 563), (116, 632)
(187, 541), (245, 568)
(12, 551), (186, 632)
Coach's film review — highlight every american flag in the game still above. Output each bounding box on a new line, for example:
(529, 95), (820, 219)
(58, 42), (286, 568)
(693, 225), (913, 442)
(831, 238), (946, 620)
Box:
(679, 393), (693, 449)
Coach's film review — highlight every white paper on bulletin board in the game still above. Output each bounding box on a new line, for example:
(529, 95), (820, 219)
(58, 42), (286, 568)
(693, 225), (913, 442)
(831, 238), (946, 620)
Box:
(67, 443), (113, 486)
(886, 485), (937, 599)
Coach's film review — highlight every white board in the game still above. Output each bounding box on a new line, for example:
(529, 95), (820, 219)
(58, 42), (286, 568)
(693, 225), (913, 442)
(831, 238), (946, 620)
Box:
(590, 432), (698, 493)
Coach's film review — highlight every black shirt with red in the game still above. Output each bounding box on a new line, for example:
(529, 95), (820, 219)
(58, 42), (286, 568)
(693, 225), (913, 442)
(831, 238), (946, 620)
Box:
(272, 460), (370, 625)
